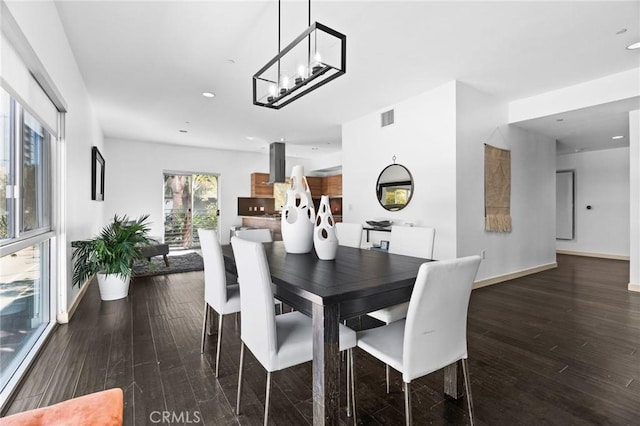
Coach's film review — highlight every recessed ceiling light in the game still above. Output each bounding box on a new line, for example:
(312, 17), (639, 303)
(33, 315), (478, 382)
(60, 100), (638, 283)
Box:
(226, 59), (235, 64)
(202, 92), (216, 98)
(311, 147), (319, 151)
(575, 148), (584, 153)
(627, 41), (640, 50)
(179, 129), (188, 133)
(616, 28), (627, 35)
(612, 135), (624, 140)
(556, 118), (564, 122)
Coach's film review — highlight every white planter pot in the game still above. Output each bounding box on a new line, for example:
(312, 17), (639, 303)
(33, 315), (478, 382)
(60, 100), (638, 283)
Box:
(314, 195), (338, 260)
(281, 165), (315, 254)
(97, 273), (131, 301)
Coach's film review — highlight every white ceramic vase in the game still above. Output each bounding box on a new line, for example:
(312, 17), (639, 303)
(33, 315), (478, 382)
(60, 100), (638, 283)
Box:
(97, 273), (131, 301)
(281, 165), (315, 254)
(314, 195), (338, 260)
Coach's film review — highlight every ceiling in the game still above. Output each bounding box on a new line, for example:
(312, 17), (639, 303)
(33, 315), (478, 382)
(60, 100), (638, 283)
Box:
(53, 1), (640, 158)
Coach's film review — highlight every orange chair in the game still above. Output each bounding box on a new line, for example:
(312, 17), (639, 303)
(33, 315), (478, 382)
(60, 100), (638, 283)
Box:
(0, 388), (123, 426)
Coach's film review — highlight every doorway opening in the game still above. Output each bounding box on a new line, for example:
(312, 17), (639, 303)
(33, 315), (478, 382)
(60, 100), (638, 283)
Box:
(163, 173), (219, 250)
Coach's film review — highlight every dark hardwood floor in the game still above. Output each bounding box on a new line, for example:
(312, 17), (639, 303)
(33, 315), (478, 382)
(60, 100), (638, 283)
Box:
(2, 254), (639, 425)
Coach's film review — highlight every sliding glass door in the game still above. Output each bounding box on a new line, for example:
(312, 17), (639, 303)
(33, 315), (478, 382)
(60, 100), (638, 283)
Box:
(0, 88), (53, 393)
(163, 173), (218, 249)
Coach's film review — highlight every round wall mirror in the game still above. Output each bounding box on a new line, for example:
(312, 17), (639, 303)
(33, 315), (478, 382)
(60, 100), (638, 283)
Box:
(376, 164), (414, 211)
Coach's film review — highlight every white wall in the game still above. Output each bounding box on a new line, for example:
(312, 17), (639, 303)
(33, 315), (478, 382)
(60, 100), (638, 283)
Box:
(342, 81), (458, 260)
(6, 1), (105, 309)
(509, 68), (640, 123)
(298, 151), (342, 175)
(103, 138), (292, 244)
(556, 148), (630, 257)
(456, 83), (557, 281)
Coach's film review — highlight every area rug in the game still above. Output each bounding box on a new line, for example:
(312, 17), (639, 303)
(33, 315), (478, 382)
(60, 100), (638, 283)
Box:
(132, 252), (203, 277)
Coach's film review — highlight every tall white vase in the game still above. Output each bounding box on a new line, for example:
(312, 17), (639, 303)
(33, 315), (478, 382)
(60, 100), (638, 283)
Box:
(314, 195), (338, 260)
(281, 165), (315, 254)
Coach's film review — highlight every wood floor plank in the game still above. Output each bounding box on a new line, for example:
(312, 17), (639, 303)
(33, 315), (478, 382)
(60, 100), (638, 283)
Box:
(72, 325), (111, 397)
(132, 361), (166, 425)
(131, 293), (156, 367)
(160, 366), (203, 425)
(149, 314), (182, 372)
(37, 328), (92, 407)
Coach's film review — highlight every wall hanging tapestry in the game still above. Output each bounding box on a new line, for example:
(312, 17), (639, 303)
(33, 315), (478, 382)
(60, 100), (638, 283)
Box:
(484, 144), (512, 232)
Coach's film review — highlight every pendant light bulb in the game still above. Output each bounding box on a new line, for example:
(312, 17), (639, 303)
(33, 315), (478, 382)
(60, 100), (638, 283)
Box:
(312, 51), (323, 74)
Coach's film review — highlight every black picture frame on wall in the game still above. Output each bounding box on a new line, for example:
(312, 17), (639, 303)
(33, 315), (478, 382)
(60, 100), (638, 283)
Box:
(91, 146), (105, 201)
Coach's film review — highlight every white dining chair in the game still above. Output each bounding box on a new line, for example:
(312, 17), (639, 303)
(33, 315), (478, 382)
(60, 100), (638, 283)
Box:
(235, 228), (273, 243)
(197, 228), (241, 377)
(231, 236), (357, 426)
(368, 226), (435, 324)
(335, 222), (363, 248)
(355, 255), (481, 426)
(367, 225), (436, 391)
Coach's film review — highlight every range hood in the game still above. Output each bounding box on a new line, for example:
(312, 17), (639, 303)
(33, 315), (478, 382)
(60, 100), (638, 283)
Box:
(267, 142), (286, 183)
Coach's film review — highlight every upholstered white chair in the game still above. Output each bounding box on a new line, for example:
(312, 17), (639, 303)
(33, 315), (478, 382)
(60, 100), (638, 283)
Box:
(231, 236), (357, 426)
(356, 255), (481, 426)
(335, 222), (363, 248)
(235, 228), (273, 243)
(367, 225), (435, 391)
(368, 226), (435, 324)
(197, 228), (241, 377)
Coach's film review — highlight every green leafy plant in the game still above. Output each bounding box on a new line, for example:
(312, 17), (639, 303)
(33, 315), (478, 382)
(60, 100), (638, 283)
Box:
(72, 214), (152, 287)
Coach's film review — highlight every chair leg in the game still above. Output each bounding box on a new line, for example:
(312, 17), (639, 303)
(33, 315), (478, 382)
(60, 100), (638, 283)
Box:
(236, 342), (245, 415)
(461, 358), (475, 426)
(346, 350), (351, 417)
(215, 314), (224, 377)
(200, 302), (209, 354)
(386, 364), (390, 393)
(264, 371), (272, 426)
(350, 348), (357, 425)
(404, 381), (412, 426)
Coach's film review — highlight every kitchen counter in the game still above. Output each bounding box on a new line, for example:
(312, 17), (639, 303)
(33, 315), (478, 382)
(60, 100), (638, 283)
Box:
(240, 214), (342, 242)
(241, 215), (283, 240)
(240, 214), (281, 220)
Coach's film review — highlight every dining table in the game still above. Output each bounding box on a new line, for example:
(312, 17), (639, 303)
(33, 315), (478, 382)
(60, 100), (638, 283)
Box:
(222, 241), (465, 425)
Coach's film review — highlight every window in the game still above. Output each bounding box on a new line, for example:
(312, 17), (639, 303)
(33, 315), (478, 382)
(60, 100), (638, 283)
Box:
(0, 5), (64, 409)
(0, 87), (53, 398)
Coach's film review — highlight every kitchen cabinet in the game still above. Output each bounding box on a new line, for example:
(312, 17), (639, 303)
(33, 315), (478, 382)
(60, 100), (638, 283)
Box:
(306, 176), (323, 198)
(323, 175), (342, 196)
(251, 172), (273, 197)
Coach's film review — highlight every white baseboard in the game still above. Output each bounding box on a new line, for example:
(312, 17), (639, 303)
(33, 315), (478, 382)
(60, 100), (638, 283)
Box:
(473, 262), (558, 289)
(629, 283), (640, 292)
(58, 277), (93, 324)
(556, 250), (630, 261)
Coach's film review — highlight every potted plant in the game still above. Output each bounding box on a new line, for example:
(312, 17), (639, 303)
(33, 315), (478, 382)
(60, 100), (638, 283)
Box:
(72, 214), (152, 301)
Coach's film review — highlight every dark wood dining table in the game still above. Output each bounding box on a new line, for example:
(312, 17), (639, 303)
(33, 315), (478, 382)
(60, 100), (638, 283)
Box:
(222, 241), (464, 425)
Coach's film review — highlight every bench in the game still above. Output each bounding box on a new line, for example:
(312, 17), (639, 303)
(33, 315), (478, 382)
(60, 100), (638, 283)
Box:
(139, 243), (170, 267)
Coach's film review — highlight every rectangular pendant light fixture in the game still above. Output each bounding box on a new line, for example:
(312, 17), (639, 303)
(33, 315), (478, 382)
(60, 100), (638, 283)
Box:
(253, 22), (346, 109)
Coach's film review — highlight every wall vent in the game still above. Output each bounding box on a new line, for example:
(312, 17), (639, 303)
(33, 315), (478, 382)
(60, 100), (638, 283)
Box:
(381, 109), (394, 127)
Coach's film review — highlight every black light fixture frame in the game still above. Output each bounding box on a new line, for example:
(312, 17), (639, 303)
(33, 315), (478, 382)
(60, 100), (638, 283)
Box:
(252, 21), (346, 109)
